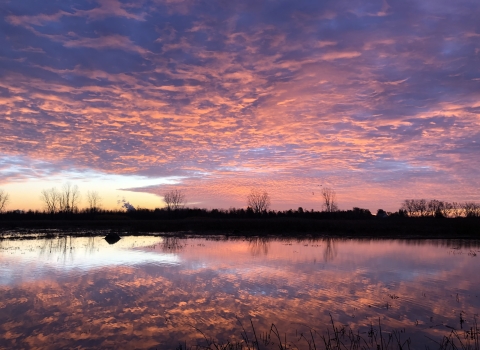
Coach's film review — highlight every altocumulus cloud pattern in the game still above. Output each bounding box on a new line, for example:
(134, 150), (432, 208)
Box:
(1, 0), (479, 211)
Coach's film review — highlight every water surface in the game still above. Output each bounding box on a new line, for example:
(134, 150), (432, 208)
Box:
(0, 236), (479, 349)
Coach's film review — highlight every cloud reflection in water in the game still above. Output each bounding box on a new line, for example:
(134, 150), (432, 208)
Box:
(0, 237), (479, 348)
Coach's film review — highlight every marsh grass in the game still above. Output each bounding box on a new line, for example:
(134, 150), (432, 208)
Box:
(433, 316), (480, 350)
(175, 315), (480, 350)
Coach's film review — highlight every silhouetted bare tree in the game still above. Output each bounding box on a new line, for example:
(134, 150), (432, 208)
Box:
(462, 202), (480, 217)
(415, 199), (428, 217)
(440, 201), (454, 218)
(451, 202), (463, 218)
(86, 190), (102, 213)
(40, 184), (81, 214)
(427, 199), (444, 217)
(321, 187), (338, 212)
(40, 187), (61, 214)
(400, 199), (480, 218)
(247, 189), (271, 213)
(401, 199), (415, 217)
(0, 189), (9, 213)
(163, 189), (186, 210)
(59, 183), (81, 213)
(401, 199), (428, 217)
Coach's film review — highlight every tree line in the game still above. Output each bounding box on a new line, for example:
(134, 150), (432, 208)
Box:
(399, 199), (480, 218)
(0, 184), (347, 218)
(0, 184), (479, 219)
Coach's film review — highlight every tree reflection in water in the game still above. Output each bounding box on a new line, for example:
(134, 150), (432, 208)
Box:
(248, 238), (270, 256)
(1, 236), (480, 349)
(246, 237), (336, 261)
(162, 236), (185, 253)
(38, 236), (75, 263)
(323, 238), (337, 262)
(86, 236), (96, 255)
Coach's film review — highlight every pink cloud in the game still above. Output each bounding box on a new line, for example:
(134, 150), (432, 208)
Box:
(63, 34), (149, 55)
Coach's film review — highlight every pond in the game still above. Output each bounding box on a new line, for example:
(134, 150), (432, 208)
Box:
(0, 235), (479, 349)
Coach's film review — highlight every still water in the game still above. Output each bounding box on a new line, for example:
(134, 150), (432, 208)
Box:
(0, 236), (479, 349)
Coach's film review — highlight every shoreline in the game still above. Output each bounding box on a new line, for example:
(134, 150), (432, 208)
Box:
(1, 217), (479, 240)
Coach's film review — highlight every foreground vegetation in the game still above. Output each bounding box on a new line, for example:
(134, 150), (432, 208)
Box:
(0, 207), (479, 238)
(176, 315), (479, 350)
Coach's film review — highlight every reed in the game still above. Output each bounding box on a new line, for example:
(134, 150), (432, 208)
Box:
(175, 315), (479, 350)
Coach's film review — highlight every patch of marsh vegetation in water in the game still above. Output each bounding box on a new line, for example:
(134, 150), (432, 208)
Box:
(176, 315), (480, 350)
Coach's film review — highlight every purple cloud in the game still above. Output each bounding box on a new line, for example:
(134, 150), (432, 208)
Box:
(1, 0), (479, 211)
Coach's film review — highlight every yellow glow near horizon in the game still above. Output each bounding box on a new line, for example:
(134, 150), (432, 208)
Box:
(2, 173), (183, 211)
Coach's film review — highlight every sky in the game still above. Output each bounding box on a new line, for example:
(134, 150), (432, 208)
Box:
(1, 0), (479, 212)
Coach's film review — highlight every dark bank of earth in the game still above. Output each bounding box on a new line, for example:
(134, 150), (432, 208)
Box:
(0, 216), (479, 239)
